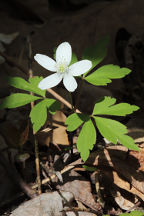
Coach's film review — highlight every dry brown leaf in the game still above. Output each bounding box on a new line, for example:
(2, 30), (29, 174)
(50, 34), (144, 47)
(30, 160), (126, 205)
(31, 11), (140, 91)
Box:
(37, 111), (69, 147)
(52, 111), (69, 145)
(111, 190), (138, 210)
(86, 146), (144, 206)
(57, 169), (101, 211)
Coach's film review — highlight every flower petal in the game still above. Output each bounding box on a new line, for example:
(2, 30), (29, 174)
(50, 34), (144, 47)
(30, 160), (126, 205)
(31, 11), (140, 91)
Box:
(63, 73), (77, 92)
(69, 60), (92, 76)
(38, 73), (62, 90)
(56, 42), (72, 65)
(34, 54), (56, 72)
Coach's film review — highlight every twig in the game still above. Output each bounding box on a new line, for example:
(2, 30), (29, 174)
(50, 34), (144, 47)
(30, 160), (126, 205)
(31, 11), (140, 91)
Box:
(32, 158), (82, 189)
(27, 34), (41, 194)
(47, 88), (81, 113)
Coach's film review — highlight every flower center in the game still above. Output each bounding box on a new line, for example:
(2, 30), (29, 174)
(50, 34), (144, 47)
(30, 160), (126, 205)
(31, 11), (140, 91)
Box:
(56, 62), (68, 74)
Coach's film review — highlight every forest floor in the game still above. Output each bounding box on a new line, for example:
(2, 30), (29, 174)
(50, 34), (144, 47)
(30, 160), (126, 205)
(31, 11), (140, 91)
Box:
(0, 0), (144, 215)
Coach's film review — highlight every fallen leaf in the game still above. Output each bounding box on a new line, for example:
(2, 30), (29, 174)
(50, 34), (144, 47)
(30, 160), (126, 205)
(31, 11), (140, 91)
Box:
(10, 191), (74, 216)
(52, 111), (69, 145)
(57, 169), (101, 211)
(37, 111), (69, 147)
(86, 145), (144, 208)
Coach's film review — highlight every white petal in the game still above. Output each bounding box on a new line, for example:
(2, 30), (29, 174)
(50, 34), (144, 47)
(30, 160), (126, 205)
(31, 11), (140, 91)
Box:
(56, 42), (72, 65)
(69, 60), (92, 76)
(63, 73), (77, 92)
(34, 54), (56, 72)
(38, 73), (62, 90)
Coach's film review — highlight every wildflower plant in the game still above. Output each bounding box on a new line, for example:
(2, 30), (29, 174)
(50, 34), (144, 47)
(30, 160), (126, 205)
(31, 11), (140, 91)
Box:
(0, 37), (140, 162)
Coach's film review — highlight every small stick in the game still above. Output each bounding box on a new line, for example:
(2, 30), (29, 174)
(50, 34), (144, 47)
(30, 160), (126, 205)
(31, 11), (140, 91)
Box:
(47, 88), (81, 113)
(32, 158), (82, 189)
(27, 35), (41, 194)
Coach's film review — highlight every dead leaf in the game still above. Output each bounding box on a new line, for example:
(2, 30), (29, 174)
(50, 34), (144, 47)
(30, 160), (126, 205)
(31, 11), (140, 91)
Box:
(112, 190), (138, 210)
(57, 169), (101, 211)
(37, 111), (69, 147)
(86, 146), (144, 208)
(52, 111), (69, 145)
(10, 191), (74, 216)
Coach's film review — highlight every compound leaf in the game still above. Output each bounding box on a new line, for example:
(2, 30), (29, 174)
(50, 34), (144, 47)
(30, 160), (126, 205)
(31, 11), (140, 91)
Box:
(30, 100), (47, 133)
(93, 96), (139, 116)
(82, 36), (109, 70)
(30, 98), (60, 133)
(85, 64), (131, 86)
(65, 113), (90, 132)
(45, 99), (60, 114)
(0, 93), (40, 109)
(94, 116), (139, 151)
(7, 76), (46, 97)
(77, 119), (96, 161)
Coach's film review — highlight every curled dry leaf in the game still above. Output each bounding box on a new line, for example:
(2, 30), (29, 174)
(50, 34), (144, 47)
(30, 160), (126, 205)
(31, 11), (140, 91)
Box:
(86, 145), (144, 209)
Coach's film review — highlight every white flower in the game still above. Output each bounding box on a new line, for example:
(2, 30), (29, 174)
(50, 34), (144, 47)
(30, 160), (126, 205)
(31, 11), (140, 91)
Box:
(34, 42), (92, 92)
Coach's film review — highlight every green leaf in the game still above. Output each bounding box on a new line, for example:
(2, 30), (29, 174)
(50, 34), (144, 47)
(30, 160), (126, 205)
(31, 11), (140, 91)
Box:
(83, 165), (97, 172)
(7, 76), (46, 97)
(93, 96), (139, 116)
(30, 98), (60, 133)
(30, 100), (48, 133)
(0, 93), (40, 109)
(53, 47), (56, 59)
(94, 116), (139, 151)
(65, 113), (90, 132)
(77, 119), (96, 161)
(82, 36), (109, 70)
(30, 100), (47, 133)
(118, 135), (140, 151)
(28, 76), (46, 97)
(45, 99), (60, 114)
(120, 211), (144, 216)
(85, 64), (131, 86)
